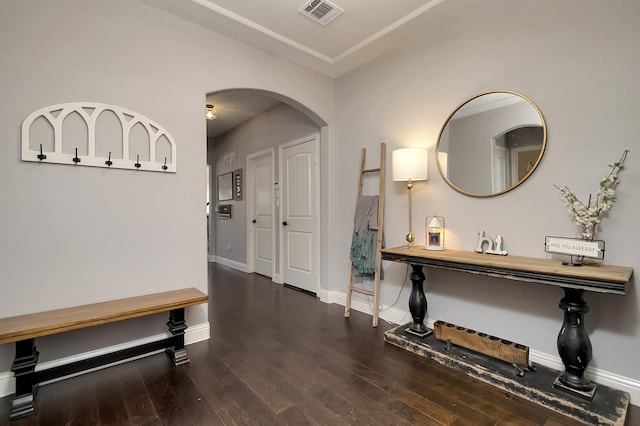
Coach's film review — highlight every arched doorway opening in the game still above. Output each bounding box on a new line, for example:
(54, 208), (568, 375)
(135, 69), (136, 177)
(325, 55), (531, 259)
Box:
(205, 88), (329, 296)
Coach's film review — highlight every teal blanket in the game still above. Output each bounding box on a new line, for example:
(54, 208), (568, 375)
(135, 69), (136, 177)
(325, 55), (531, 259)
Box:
(350, 195), (383, 278)
(350, 229), (381, 277)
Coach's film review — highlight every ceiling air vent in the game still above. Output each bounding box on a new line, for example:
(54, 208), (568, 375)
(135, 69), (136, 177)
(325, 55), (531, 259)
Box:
(298, 0), (344, 26)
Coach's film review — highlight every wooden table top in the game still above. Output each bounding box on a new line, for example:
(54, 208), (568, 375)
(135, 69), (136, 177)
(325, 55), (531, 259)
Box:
(381, 247), (633, 295)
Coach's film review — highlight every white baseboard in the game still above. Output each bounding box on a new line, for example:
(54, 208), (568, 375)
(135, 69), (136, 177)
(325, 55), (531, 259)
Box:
(185, 321), (211, 345)
(319, 288), (331, 304)
(320, 290), (410, 325)
(328, 289), (640, 406)
(0, 372), (12, 400)
(0, 321), (210, 398)
(211, 256), (250, 272)
(210, 256), (282, 284)
(324, 289), (411, 326)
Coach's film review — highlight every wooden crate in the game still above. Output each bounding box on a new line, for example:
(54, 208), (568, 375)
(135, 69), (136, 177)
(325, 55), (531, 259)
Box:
(433, 320), (529, 366)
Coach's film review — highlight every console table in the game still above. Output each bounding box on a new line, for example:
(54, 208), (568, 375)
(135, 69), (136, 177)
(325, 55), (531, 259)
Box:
(380, 247), (633, 400)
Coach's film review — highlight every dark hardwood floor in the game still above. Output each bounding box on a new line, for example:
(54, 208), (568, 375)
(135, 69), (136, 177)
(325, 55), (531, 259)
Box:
(1, 263), (638, 425)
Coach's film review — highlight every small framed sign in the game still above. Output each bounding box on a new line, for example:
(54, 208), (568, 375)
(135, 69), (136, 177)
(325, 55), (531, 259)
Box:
(234, 168), (242, 201)
(545, 236), (605, 262)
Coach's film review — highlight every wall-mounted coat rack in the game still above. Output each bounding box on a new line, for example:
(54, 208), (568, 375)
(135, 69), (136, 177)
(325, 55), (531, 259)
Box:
(21, 102), (177, 172)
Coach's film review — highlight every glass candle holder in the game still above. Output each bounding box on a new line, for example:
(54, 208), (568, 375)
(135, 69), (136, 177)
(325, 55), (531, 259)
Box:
(425, 213), (445, 250)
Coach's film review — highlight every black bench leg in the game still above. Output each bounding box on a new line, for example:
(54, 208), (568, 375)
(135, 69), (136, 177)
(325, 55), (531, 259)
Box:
(166, 308), (189, 366)
(10, 339), (39, 420)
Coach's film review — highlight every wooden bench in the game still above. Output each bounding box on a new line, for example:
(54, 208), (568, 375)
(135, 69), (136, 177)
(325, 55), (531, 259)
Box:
(0, 287), (208, 420)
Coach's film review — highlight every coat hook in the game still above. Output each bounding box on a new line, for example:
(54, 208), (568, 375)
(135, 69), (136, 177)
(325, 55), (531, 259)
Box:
(134, 154), (141, 169)
(162, 157), (168, 171)
(73, 147), (81, 163)
(105, 152), (113, 167)
(37, 144), (47, 160)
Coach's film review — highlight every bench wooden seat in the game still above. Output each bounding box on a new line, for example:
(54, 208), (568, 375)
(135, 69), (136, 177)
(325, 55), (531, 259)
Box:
(0, 287), (208, 420)
(0, 288), (209, 344)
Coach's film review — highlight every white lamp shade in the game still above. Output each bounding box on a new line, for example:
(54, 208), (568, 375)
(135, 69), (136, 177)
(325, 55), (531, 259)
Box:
(392, 148), (428, 181)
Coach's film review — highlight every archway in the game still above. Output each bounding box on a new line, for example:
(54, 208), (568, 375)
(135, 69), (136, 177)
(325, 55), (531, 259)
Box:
(205, 88), (329, 295)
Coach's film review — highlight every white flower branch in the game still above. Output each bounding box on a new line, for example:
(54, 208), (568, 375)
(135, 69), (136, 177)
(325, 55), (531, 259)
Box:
(555, 149), (629, 241)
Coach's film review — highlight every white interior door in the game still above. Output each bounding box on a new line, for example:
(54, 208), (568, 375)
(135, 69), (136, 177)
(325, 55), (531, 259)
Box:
(280, 134), (319, 294)
(248, 149), (274, 277)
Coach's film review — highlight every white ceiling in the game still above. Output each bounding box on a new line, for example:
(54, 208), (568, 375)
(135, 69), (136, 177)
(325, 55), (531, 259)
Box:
(205, 92), (282, 138)
(144, 0), (445, 78)
(142, 0), (449, 137)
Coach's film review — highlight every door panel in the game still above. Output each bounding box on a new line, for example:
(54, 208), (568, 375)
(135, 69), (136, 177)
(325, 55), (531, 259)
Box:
(250, 151), (274, 277)
(286, 231), (312, 274)
(281, 135), (318, 294)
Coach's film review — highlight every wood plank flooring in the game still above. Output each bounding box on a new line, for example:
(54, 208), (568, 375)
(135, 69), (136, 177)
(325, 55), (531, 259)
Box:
(1, 263), (638, 425)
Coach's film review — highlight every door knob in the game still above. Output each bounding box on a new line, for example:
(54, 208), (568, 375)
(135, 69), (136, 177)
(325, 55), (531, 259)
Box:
(282, 221), (288, 226)
(251, 219), (257, 223)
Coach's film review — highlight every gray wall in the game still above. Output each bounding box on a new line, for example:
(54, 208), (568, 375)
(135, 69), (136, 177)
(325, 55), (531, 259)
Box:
(0, 0), (333, 379)
(209, 103), (320, 267)
(332, 0), (640, 389)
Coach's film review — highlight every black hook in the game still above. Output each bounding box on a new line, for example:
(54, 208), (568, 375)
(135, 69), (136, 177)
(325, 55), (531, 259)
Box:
(73, 147), (81, 163)
(134, 154), (141, 169)
(37, 144), (47, 160)
(105, 152), (113, 167)
(162, 157), (168, 171)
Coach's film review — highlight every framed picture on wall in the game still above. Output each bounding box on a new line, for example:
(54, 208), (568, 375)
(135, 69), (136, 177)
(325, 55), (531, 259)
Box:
(218, 172), (233, 201)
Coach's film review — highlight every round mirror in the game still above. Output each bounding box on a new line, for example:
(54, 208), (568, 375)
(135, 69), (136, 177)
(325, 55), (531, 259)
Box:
(436, 90), (546, 197)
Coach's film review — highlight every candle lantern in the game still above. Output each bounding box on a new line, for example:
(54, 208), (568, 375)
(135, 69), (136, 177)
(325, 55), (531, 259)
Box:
(425, 213), (445, 250)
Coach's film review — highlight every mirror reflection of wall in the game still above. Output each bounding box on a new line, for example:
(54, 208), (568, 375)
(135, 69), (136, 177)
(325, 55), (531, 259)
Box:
(437, 91), (546, 197)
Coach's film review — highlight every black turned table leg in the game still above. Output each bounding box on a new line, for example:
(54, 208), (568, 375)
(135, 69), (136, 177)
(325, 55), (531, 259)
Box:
(554, 288), (596, 400)
(166, 308), (190, 366)
(9, 339), (39, 420)
(406, 264), (431, 337)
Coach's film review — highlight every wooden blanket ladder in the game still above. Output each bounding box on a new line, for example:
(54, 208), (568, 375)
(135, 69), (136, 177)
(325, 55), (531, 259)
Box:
(344, 142), (386, 327)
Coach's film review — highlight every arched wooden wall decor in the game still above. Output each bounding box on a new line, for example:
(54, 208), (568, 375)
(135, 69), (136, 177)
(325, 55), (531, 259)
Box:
(21, 102), (177, 172)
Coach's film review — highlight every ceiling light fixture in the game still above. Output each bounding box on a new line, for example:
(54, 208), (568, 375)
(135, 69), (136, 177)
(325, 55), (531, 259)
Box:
(206, 104), (217, 120)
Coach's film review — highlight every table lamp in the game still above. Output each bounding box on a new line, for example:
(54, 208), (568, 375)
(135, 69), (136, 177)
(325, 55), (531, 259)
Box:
(392, 148), (428, 247)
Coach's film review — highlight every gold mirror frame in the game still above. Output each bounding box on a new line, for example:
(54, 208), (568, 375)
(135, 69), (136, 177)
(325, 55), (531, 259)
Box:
(436, 90), (547, 197)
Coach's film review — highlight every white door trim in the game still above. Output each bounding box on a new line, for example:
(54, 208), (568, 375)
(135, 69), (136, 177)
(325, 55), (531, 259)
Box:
(491, 134), (508, 193)
(246, 148), (276, 278)
(278, 133), (320, 295)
